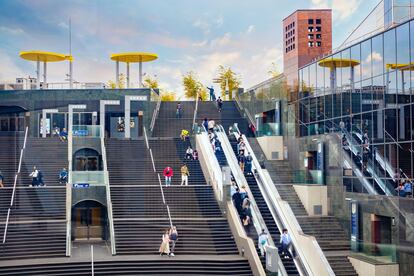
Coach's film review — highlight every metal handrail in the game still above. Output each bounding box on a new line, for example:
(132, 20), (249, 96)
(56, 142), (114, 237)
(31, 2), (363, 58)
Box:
(192, 92), (200, 132)
(101, 126), (116, 255)
(90, 245), (94, 276)
(143, 126), (149, 149)
(157, 173), (165, 204)
(150, 89), (162, 133)
(216, 125), (287, 275)
(2, 126), (28, 244)
(232, 125), (334, 276)
(66, 124), (73, 256)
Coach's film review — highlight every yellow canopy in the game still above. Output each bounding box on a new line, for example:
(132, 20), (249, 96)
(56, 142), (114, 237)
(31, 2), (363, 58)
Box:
(19, 50), (72, 62)
(110, 52), (158, 63)
(318, 58), (360, 68)
(386, 63), (414, 71)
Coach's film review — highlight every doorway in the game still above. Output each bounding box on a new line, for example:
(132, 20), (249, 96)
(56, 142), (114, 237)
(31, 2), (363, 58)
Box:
(73, 148), (101, 171)
(72, 200), (107, 241)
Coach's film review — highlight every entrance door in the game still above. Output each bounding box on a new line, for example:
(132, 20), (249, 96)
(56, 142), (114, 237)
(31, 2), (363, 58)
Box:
(73, 200), (106, 240)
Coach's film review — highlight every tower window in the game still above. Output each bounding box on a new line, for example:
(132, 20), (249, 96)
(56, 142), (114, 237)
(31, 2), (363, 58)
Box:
(308, 19), (314, 24)
(308, 41), (314, 47)
(316, 34), (321, 39)
(308, 27), (314, 32)
(316, 26), (321, 32)
(308, 34), (314, 39)
(316, 19), (321, 24)
(317, 41), (322, 47)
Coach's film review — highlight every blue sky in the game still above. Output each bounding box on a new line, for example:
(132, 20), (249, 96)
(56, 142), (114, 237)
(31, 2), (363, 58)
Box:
(0, 0), (378, 96)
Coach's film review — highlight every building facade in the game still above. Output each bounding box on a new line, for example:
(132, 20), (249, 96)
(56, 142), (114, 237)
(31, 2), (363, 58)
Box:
(283, 9), (332, 97)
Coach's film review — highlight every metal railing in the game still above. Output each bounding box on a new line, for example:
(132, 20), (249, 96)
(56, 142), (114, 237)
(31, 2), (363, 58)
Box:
(216, 125), (288, 276)
(2, 126), (28, 244)
(192, 92), (200, 132)
(145, 126), (173, 228)
(100, 125), (116, 255)
(150, 89), (162, 133)
(232, 124), (335, 276)
(66, 125), (73, 256)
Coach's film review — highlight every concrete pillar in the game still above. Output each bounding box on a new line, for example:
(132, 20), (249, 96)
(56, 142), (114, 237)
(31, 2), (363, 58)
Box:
(116, 61), (119, 88)
(126, 62), (130, 88)
(139, 61), (142, 88)
(36, 61), (40, 90)
(43, 62), (47, 89)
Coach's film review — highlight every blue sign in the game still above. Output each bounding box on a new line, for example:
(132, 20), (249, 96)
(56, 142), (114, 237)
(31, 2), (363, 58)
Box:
(73, 130), (89, 136)
(350, 200), (359, 251)
(73, 183), (90, 188)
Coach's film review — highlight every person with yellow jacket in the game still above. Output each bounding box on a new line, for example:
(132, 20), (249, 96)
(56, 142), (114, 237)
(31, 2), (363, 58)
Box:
(180, 164), (189, 186)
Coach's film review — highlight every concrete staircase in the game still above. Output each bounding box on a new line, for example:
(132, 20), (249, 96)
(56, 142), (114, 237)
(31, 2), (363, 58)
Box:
(0, 258), (253, 275)
(0, 138), (67, 260)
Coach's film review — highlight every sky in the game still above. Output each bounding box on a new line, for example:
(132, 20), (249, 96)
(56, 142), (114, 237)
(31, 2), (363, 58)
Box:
(0, 0), (379, 97)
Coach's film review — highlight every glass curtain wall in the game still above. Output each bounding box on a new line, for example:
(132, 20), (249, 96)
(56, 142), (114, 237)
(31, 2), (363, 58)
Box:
(296, 19), (414, 192)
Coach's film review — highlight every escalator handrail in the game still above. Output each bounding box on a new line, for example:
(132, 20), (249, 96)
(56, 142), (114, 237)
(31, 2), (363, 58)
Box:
(216, 125), (288, 276)
(232, 124), (335, 276)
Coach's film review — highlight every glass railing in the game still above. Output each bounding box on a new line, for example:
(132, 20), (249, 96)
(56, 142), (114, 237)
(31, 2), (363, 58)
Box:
(72, 125), (101, 138)
(256, 122), (281, 137)
(350, 241), (397, 264)
(71, 171), (105, 186)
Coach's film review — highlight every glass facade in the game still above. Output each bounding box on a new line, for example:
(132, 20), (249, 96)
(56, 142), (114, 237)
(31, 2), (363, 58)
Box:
(296, 19), (414, 192)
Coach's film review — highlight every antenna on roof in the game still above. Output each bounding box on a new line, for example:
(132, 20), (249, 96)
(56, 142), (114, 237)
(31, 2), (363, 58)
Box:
(68, 18), (73, 88)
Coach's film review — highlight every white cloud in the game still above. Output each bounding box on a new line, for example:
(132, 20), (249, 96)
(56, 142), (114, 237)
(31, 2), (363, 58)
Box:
(0, 26), (25, 35)
(193, 18), (211, 34)
(192, 40), (208, 47)
(246, 25), (255, 34)
(193, 15), (224, 35)
(58, 22), (69, 29)
(215, 17), (224, 27)
(366, 51), (382, 63)
(0, 51), (26, 82)
(210, 32), (232, 47)
(311, 0), (362, 20)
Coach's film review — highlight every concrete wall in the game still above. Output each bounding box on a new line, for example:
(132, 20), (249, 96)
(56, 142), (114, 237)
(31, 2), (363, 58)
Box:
(293, 185), (328, 216)
(226, 201), (266, 276)
(256, 136), (284, 160)
(349, 256), (399, 276)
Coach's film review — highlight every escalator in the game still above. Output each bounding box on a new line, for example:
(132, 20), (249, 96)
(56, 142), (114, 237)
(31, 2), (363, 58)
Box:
(341, 128), (395, 195)
(213, 126), (301, 275)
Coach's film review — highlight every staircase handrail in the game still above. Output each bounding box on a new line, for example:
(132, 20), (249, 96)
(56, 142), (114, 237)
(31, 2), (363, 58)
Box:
(232, 124), (335, 276)
(150, 88), (162, 134)
(143, 126), (149, 149)
(66, 123), (73, 256)
(192, 93), (200, 132)
(2, 126), (28, 244)
(197, 126), (223, 201)
(100, 126), (116, 255)
(216, 125), (288, 276)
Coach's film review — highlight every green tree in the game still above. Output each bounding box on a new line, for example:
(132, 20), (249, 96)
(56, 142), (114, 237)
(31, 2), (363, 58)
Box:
(118, 73), (126, 89)
(107, 80), (116, 89)
(143, 74), (159, 89)
(268, 62), (281, 77)
(182, 71), (208, 100)
(216, 65), (241, 99)
(160, 90), (177, 101)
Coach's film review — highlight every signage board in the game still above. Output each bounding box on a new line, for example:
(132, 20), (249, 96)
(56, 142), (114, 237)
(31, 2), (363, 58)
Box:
(73, 183), (90, 188)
